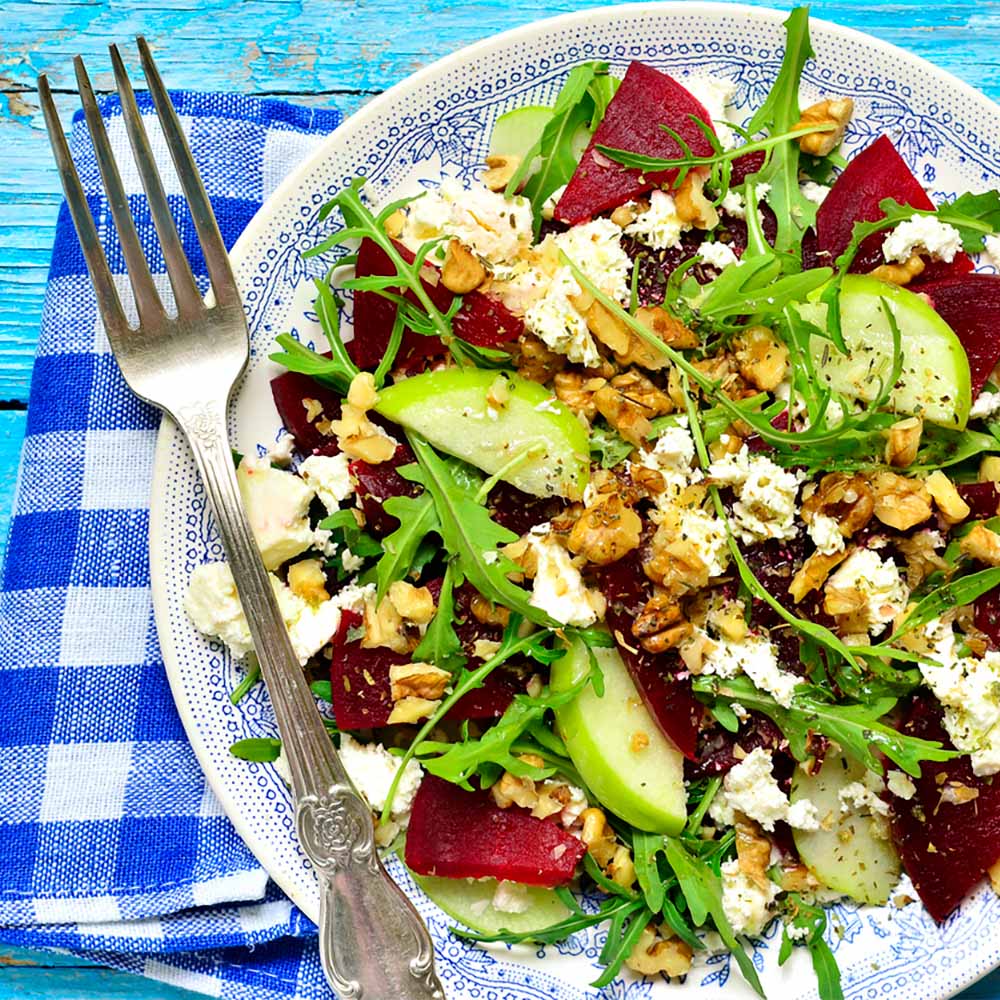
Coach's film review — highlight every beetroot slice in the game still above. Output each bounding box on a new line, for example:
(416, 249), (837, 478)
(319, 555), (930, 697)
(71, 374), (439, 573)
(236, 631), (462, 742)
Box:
(554, 62), (716, 226)
(957, 482), (1000, 521)
(890, 698), (1000, 922)
(404, 775), (586, 885)
(350, 444), (421, 537)
(815, 135), (973, 281)
(596, 553), (702, 760)
(920, 276), (1000, 397)
(270, 370), (341, 455)
(350, 238), (523, 370)
(974, 585), (1000, 649)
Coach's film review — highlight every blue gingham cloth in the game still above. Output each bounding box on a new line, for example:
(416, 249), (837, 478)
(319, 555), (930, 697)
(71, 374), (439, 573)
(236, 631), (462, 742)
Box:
(0, 91), (344, 999)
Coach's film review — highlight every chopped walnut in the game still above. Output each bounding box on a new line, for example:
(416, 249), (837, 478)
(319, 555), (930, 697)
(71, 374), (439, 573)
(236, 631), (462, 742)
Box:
(869, 253), (926, 286)
(692, 352), (751, 401)
(989, 856), (1000, 894)
(441, 239), (486, 294)
(789, 549), (850, 603)
(633, 305), (700, 349)
(885, 417), (923, 468)
(387, 697), (440, 725)
(608, 844), (637, 889)
(960, 522), (1000, 566)
(800, 472), (874, 537)
(896, 532), (950, 589)
(632, 592), (684, 639)
(593, 383), (652, 446)
(567, 494), (642, 566)
(610, 203), (638, 228)
(614, 330), (671, 371)
(871, 471), (933, 531)
(793, 97), (853, 157)
(779, 862), (821, 894)
(579, 807), (618, 867)
(387, 581), (436, 625)
(733, 326), (788, 392)
(287, 558), (330, 605)
(643, 530), (711, 597)
(361, 595), (413, 654)
(482, 153), (521, 192)
(553, 371), (606, 421)
(382, 209), (406, 239)
(674, 168), (719, 229)
(925, 470), (971, 524)
(491, 756), (576, 820)
(470, 593), (511, 627)
(389, 662), (451, 702)
(713, 600), (749, 642)
(612, 369), (672, 415)
(631, 464), (666, 496)
(502, 536), (536, 579)
(735, 815), (772, 890)
(625, 926), (693, 978)
(330, 372), (396, 463)
(586, 300), (631, 355)
(516, 333), (566, 383)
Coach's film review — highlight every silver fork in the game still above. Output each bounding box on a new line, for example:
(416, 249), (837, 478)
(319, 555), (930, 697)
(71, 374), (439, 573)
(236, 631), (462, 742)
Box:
(38, 40), (444, 1000)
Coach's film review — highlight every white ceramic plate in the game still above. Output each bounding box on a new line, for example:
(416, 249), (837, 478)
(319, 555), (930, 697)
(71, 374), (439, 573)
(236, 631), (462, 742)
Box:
(150, 5), (1000, 997)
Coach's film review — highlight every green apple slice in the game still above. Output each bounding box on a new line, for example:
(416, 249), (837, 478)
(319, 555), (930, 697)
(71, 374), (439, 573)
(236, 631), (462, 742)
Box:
(412, 872), (571, 934)
(801, 274), (970, 429)
(375, 368), (589, 500)
(791, 748), (901, 905)
(551, 637), (686, 834)
(490, 106), (554, 162)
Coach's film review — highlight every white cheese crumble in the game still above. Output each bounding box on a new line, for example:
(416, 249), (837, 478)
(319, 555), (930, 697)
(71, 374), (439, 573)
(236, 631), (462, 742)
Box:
(237, 456), (315, 571)
(524, 268), (601, 366)
(970, 390), (1000, 421)
(808, 513), (845, 555)
(624, 189), (686, 250)
(721, 189), (746, 219)
(338, 734), (423, 825)
(298, 453), (355, 514)
(698, 240), (740, 270)
(917, 619), (1000, 776)
(984, 233), (1000, 269)
(720, 859), (778, 935)
(886, 769), (916, 801)
(492, 880), (531, 914)
(882, 214), (963, 264)
(399, 179), (533, 266)
(799, 181), (831, 206)
(684, 75), (739, 151)
(709, 748), (819, 831)
(838, 771), (890, 817)
(826, 548), (909, 635)
(697, 631), (802, 708)
(266, 433), (296, 466)
(527, 527), (605, 626)
(707, 445), (802, 544)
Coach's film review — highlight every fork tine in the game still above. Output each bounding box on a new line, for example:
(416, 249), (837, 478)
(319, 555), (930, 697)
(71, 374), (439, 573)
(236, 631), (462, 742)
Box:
(136, 37), (241, 312)
(75, 56), (165, 326)
(109, 44), (203, 320)
(38, 73), (131, 342)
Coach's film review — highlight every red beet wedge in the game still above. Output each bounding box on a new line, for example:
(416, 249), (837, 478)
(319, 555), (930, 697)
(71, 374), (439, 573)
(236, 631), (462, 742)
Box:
(350, 444), (421, 537)
(890, 698), (1000, 921)
(404, 775), (586, 885)
(269, 370), (341, 456)
(957, 482), (1000, 521)
(815, 135), (973, 282)
(554, 62), (716, 226)
(920, 276), (1000, 397)
(350, 238), (522, 370)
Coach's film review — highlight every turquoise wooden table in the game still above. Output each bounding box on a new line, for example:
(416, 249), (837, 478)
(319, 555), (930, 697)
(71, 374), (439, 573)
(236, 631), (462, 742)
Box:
(3, 0), (1000, 997)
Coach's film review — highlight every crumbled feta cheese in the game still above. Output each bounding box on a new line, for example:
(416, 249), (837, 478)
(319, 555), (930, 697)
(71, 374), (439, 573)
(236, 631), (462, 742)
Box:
(708, 446), (802, 544)
(684, 75), (739, 151)
(721, 859), (778, 935)
(338, 734), (423, 824)
(312, 527), (338, 558)
(524, 267), (600, 366)
(799, 180), (830, 206)
(341, 547), (366, 572)
(984, 233), (1000, 269)
(698, 240), (740, 270)
(399, 179), (533, 266)
(970, 390), (1000, 421)
(785, 921), (812, 942)
(710, 748), (818, 832)
(237, 457), (315, 570)
(552, 218), (633, 302)
(625, 189), (686, 250)
(826, 549), (908, 635)
(721, 189), (746, 219)
(918, 620), (1000, 776)
(839, 772), (890, 817)
(527, 530), (605, 626)
(492, 880), (531, 914)
(559, 785), (589, 828)
(266, 433), (296, 466)
(808, 513), (845, 555)
(699, 632), (802, 708)
(883, 214), (963, 264)
(886, 769), (916, 800)
(184, 562), (346, 665)
(678, 507), (730, 577)
(298, 453), (354, 514)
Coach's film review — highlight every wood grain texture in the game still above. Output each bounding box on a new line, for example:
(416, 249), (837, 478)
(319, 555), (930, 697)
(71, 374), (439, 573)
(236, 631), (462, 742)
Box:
(3, 1), (1000, 997)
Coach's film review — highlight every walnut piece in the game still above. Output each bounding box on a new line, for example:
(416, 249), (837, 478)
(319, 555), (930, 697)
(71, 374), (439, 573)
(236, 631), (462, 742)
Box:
(674, 168), (719, 229)
(286, 558), (330, 605)
(794, 97), (854, 157)
(633, 305), (700, 349)
(567, 494), (642, 566)
(389, 662), (451, 702)
(441, 239), (486, 294)
(387, 580), (436, 625)
(387, 696), (439, 725)
(470, 593), (510, 627)
(482, 153), (521, 192)
(625, 926), (693, 978)
(925, 470), (971, 524)
(960, 522), (1000, 566)
(789, 549), (849, 603)
(868, 253), (925, 286)
(330, 372), (396, 463)
(800, 472), (874, 537)
(382, 209), (405, 239)
(643, 531), (710, 597)
(896, 531), (950, 589)
(586, 300), (631, 354)
(870, 471), (933, 531)
(733, 325), (788, 392)
(516, 333), (566, 383)
(884, 417), (923, 468)
(553, 371), (606, 422)
(579, 807), (618, 867)
(361, 595), (412, 653)
(735, 815), (772, 890)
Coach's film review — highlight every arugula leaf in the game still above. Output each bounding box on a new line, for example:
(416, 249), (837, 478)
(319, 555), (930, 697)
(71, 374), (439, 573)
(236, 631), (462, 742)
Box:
(632, 831), (667, 914)
(947, 190), (1000, 251)
(405, 434), (555, 627)
(663, 838), (765, 998)
(270, 331), (354, 395)
(229, 737), (282, 762)
(376, 490), (439, 599)
(317, 508), (383, 576)
(590, 421), (634, 468)
(888, 566), (1000, 642)
(310, 679), (333, 703)
(780, 897), (845, 1000)
(230, 654), (261, 705)
(692, 673), (957, 776)
(412, 561), (466, 672)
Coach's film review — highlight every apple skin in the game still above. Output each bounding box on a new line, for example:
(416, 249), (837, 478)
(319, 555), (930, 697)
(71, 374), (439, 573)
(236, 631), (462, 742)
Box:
(375, 367), (590, 501)
(551, 636), (687, 835)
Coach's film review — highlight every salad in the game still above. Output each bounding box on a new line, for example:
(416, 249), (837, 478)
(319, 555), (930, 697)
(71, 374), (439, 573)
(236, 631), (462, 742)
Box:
(184, 7), (1000, 997)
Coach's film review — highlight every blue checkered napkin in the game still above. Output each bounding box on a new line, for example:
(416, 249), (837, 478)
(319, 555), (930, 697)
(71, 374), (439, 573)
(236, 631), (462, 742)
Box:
(0, 91), (341, 998)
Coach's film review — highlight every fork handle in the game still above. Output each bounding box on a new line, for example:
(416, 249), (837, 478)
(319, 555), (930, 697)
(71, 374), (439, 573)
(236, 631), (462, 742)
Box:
(179, 398), (445, 1000)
